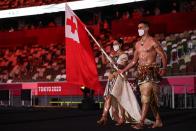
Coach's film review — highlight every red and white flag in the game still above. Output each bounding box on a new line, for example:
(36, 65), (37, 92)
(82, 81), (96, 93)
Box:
(65, 4), (102, 91)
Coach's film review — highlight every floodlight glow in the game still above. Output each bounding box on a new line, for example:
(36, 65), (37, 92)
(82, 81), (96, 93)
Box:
(0, 0), (145, 19)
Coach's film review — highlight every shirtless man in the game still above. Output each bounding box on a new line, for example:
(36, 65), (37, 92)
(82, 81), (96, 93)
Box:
(119, 21), (167, 129)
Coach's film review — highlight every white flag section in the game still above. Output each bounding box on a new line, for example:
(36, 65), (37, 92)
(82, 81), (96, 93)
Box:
(65, 5), (80, 43)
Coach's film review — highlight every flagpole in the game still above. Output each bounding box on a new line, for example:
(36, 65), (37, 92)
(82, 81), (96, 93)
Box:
(85, 27), (124, 78)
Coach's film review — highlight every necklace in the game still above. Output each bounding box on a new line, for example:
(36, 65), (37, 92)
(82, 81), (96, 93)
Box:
(140, 37), (147, 46)
(141, 40), (144, 46)
(140, 39), (144, 46)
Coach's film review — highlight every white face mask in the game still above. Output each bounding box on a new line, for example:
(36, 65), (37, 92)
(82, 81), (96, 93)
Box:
(138, 29), (145, 36)
(113, 45), (120, 51)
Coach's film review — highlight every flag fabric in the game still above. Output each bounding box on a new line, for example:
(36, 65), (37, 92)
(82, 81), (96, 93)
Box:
(65, 4), (102, 91)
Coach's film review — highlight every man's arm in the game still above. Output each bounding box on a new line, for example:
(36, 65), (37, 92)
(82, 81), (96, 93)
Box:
(153, 40), (167, 75)
(120, 49), (139, 74)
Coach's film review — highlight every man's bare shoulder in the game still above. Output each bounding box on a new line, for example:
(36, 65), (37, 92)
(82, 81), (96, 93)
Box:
(148, 37), (156, 43)
(135, 41), (140, 48)
(149, 37), (160, 47)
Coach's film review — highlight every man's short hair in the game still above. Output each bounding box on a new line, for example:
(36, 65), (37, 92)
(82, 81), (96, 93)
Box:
(138, 20), (150, 27)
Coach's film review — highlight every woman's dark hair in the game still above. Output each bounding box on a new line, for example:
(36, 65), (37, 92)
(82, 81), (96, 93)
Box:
(117, 38), (124, 44)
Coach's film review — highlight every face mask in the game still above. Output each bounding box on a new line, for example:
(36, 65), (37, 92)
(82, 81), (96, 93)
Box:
(138, 29), (145, 36)
(113, 45), (120, 51)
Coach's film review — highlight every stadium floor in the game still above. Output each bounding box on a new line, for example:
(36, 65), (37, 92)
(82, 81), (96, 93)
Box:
(0, 107), (196, 131)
